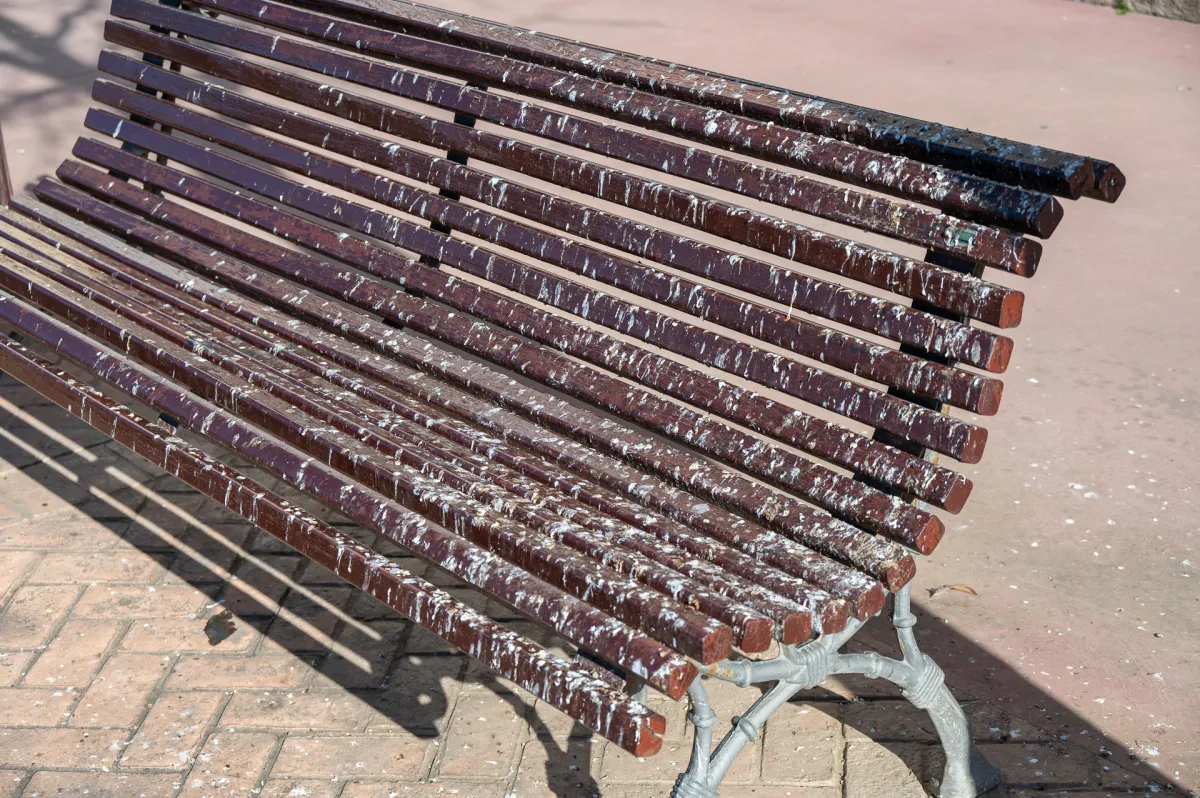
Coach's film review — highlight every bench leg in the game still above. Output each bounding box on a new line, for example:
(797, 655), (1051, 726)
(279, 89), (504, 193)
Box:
(674, 585), (999, 798)
(833, 585), (1001, 798)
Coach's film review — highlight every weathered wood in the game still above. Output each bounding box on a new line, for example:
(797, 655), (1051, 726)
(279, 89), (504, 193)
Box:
(0, 285), (702, 697)
(100, 24), (1038, 305)
(87, 82), (1009, 416)
(93, 56), (1017, 373)
(31, 172), (939, 571)
(0, 339), (667, 755)
(142, 0), (1063, 236)
(317, 0), (1124, 203)
(1, 201), (885, 616)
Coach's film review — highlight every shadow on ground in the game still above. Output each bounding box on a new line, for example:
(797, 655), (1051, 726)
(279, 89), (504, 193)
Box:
(0, 374), (1187, 796)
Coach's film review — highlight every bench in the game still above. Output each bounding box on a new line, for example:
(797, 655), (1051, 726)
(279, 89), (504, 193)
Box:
(0, 1), (1123, 795)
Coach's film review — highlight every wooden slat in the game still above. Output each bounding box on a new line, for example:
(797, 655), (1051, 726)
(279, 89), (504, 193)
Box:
(102, 23), (1031, 322)
(15, 186), (921, 589)
(51, 150), (958, 554)
(317, 0), (1124, 203)
(88, 79), (1009, 419)
(0, 205), (882, 626)
(0, 338), (667, 755)
(0, 284), (701, 698)
(176, 0), (1062, 236)
(77, 111), (991, 474)
(96, 53), (1017, 373)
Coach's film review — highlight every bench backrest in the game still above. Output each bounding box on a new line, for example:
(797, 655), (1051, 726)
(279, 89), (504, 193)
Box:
(41, 0), (1122, 572)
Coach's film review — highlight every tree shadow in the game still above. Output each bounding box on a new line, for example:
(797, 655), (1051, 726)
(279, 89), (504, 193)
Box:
(0, 0), (105, 119)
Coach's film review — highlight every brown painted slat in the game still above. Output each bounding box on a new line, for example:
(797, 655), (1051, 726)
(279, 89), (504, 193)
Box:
(0, 252), (741, 664)
(0, 339), (666, 755)
(76, 111), (987, 478)
(0, 230), (787, 650)
(16, 184), (919, 590)
(170, 0), (1061, 237)
(319, 0), (1123, 204)
(88, 80), (1008, 420)
(0, 206), (870, 627)
(93, 58), (1015, 377)
(100, 25), (1029, 324)
(0, 285), (699, 699)
(0, 205), (878, 626)
(1, 200), (860, 636)
(54, 146), (958, 554)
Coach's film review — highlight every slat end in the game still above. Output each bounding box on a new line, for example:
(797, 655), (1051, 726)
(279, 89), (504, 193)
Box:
(940, 475), (974, 515)
(737, 617), (776, 654)
(1011, 237), (1042, 278)
(914, 516), (945, 556)
(975, 377), (1003, 416)
(1033, 196), (1065, 238)
(1087, 163), (1126, 203)
(778, 612), (814, 646)
(984, 337), (1013, 374)
(818, 598), (850, 634)
(957, 426), (988, 464)
(998, 290), (1025, 329)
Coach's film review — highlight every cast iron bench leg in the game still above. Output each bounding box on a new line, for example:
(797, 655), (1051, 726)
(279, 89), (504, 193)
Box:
(672, 585), (1000, 798)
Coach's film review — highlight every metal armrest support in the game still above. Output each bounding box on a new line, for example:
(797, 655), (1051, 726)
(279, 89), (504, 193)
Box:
(673, 586), (1001, 798)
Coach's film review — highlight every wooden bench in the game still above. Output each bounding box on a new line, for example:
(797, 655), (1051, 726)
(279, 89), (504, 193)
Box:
(0, 1), (1123, 795)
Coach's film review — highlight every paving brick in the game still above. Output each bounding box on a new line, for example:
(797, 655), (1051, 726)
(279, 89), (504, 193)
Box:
(0, 770), (20, 798)
(0, 494), (26, 535)
(364, 654), (463, 736)
(761, 701), (842, 785)
(0, 516), (129, 551)
(0, 687), (75, 726)
(270, 734), (431, 780)
(258, 779), (341, 798)
(434, 690), (528, 779)
(222, 690), (373, 732)
(72, 584), (209, 619)
(843, 741), (932, 798)
(0, 653), (32, 689)
(119, 690), (224, 770)
(842, 699), (938, 743)
(0, 584), (79, 647)
(983, 741), (1095, 787)
(318, 620), (407, 690)
(0, 727), (125, 769)
(599, 738), (690, 786)
(345, 784), (508, 798)
(167, 655), (315, 691)
(22, 620), (122, 687)
(181, 730), (278, 796)
(0, 551), (37, 601)
(26, 551), (165, 584)
(218, 556), (303, 618)
(120, 616), (260, 654)
(511, 736), (602, 798)
(71, 652), (172, 728)
(21, 770), (181, 796)
(259, 587), (354, 655)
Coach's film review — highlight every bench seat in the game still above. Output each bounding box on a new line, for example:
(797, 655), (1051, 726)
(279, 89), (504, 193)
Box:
(0, 0), (1122, 770)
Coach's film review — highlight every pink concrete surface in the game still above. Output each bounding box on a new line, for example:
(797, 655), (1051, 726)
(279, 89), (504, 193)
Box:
(1, 0), (1198, 793)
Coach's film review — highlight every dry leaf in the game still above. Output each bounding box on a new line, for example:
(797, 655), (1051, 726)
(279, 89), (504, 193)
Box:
(928, 584), (978, 600)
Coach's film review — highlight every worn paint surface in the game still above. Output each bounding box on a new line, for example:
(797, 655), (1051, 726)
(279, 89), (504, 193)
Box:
(0, 0), (1124, 759)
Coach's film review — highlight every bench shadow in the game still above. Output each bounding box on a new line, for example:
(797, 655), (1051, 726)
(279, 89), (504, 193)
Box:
(0, 373), (1188, 796)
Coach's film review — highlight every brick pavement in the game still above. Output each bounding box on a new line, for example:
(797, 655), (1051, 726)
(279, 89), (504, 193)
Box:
(0, 369), (1179, 797)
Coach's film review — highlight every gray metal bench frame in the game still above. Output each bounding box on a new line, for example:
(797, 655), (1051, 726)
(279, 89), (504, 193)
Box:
(674, 586), (998, 798)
